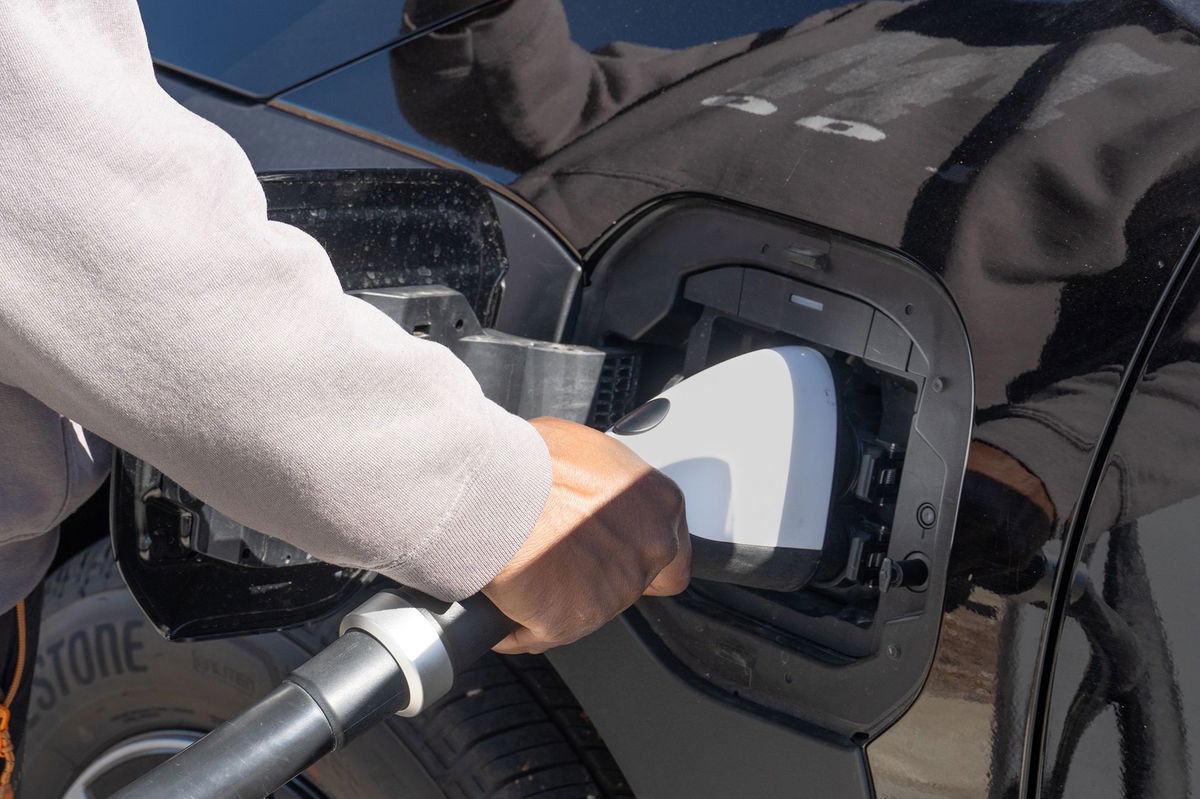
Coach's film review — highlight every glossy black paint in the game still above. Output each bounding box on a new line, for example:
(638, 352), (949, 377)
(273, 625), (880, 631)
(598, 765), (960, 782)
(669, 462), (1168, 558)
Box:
(141, 1), (1200, 797)
(157, 71), (429, 172)
(547, 616), (873, 799)
(137, 0), (501, 99)
(268, 0), (853, 186)
(1037, 249), (1200, 798)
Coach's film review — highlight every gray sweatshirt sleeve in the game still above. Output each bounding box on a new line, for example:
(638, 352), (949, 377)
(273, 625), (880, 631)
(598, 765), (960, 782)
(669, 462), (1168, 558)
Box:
(0, 1), (551, 601)
(975, 362), (1200, 540)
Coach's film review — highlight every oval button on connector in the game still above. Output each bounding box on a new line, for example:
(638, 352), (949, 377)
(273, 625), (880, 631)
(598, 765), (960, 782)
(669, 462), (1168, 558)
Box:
(612, 397), (671, 435)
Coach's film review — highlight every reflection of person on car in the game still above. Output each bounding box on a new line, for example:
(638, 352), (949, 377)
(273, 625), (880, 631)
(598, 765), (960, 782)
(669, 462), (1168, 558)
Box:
(393, 0), (1200, 588)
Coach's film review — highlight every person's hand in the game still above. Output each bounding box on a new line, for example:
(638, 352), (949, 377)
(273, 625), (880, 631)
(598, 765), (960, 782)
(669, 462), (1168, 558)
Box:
(967, 440), (1055, 521)
(481, 416), (691, 654)
(947, 440), (1057, 598)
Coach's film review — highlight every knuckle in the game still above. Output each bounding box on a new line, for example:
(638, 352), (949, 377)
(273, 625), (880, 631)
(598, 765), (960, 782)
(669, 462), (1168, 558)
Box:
(649, 531), (679, 568)
(543, 621), (572, 644)
(525, 621), (563, 648)
(578, 608), (609, 636)
(648, 470), (686, 501)
(659, 473), (686, 509)
(663, 570), (690, 594)
(654, 476), (688, 528)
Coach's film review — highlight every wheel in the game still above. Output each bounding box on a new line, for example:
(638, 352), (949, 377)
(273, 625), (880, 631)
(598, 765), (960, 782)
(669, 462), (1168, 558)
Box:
(22, 540), (632, 798)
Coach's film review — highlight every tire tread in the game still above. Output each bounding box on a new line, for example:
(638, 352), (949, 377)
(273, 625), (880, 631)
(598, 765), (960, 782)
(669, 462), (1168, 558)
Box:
(391, 653), (634, 798)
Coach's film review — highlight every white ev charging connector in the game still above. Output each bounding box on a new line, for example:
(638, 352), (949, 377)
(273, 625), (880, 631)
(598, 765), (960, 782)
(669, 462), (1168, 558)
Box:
(609, 345), (839, 591)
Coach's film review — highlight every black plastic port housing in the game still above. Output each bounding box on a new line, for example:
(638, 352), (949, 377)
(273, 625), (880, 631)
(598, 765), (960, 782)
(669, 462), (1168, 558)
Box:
(671, 300), (922, 660)
(576, 196), (973, 739)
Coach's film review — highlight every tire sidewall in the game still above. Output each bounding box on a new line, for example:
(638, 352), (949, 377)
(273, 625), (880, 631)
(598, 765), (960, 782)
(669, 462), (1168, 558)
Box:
(22, 553), (442, 799)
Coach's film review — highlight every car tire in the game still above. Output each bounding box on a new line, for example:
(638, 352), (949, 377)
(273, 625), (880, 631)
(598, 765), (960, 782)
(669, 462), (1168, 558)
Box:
(22, 540), (632, 799)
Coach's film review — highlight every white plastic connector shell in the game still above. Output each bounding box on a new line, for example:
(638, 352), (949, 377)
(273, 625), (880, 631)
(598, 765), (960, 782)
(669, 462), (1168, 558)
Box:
(610, 346), (838, 554)
(339, 592), (455, 717)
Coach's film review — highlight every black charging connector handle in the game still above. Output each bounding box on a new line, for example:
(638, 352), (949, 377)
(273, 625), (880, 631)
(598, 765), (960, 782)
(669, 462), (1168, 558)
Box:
(111, 592), (515, 799)
(434, 592), (518, 671)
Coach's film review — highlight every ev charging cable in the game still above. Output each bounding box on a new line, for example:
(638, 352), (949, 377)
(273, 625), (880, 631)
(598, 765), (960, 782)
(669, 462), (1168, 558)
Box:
(112, 591), (515, 799)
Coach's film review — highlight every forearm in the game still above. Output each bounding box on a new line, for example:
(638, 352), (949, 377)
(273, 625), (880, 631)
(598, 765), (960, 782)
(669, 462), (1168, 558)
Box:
(1, 0), (550, 600)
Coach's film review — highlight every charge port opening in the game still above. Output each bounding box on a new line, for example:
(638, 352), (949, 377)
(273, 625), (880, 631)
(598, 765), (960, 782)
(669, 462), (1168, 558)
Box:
(667, 310), (920, 662)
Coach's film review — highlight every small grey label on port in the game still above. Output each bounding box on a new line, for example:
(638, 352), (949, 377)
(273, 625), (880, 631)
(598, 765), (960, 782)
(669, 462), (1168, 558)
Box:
(789, 294), (824, 311)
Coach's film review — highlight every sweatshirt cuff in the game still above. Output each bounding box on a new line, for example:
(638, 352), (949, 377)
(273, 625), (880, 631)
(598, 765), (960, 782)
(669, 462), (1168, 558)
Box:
(377, 408), (551, 601)
(973, 412), (1090, 528)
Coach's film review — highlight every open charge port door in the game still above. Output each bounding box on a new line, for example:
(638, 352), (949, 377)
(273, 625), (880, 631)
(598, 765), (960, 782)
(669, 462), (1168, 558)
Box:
(109, 169), (601, 641)
(563, 198), (973, 743)
(680, 266), (932, 658)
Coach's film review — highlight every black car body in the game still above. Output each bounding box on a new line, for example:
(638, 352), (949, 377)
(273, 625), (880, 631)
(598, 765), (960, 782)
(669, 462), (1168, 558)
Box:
(27, 1), (1200, 797)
